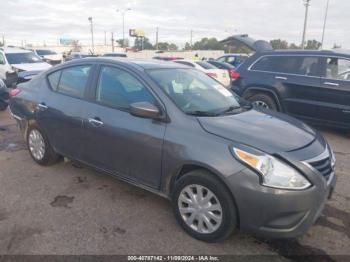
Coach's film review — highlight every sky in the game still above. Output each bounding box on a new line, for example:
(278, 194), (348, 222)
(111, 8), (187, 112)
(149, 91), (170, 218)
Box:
(1, 0), (349, 49)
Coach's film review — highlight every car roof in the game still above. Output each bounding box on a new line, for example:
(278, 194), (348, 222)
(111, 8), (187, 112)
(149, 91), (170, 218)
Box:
(1, 48), (32, 54)
(55, 57), (189, 71)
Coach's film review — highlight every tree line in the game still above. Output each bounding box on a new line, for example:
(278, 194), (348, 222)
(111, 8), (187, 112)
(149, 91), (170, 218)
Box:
(129, 37), (329, 52)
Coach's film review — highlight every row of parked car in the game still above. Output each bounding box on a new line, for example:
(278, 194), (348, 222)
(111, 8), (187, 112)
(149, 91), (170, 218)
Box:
(2, 34), (350, 130)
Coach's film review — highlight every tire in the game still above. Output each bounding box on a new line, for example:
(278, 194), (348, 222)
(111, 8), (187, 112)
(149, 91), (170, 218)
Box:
(172, 170), (238, 242)
(0, 101), (8, 111)
(247, 93), (278, 111)
(26, 124), (60, 166)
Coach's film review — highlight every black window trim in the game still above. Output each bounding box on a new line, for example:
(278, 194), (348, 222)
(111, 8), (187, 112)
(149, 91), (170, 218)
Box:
(46, 63), (96, 101)
(90, 63), (166, 116)
(247, 54), (350, 80)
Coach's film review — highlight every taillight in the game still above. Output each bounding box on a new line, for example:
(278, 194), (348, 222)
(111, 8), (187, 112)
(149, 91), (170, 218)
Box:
(9, 88), (21, 97)
(229, 70), (240, 80)
(207, 72), (218, 78)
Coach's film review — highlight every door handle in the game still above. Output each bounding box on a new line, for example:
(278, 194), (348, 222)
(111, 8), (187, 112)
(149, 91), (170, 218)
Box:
(88, 118), (104, 127)
(37, 103), (48, 110)
(324, 82), (339, 87)
(275, 76), (288, 80)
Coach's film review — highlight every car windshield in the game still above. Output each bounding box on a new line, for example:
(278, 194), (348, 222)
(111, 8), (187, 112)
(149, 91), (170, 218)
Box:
(147, 68), (242, 116)
(5, 52), (43, 64)
(36, 50), (57, 56)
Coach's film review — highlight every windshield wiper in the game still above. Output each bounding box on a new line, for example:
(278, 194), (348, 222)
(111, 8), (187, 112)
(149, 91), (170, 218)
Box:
(186, 110), (219, 117)
(217, 106), (241, 115)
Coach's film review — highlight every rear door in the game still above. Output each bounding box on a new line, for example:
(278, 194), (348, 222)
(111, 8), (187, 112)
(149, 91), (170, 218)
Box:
(317, 56), (350, 127)
(250, 55), (322, 119)
(81, 64), (166, 189)
(37, 64), (95, 159)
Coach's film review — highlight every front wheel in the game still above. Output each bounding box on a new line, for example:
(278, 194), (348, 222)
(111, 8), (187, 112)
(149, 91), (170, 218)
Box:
(172, 170), (238, 242)
(247, 93), (278, 111)
(26, 125), (60, 165)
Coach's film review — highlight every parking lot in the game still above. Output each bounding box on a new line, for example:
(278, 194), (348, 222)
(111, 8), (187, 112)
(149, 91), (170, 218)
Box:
(0, 108), (349, 260)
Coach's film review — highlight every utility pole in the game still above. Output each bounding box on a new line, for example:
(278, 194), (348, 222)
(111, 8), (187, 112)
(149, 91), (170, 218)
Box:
(111, 32), (115, 52)
(190, 30), (193, 50)
(104, 31), (107, 45)
(88, 17), (95, 54)
(116, 8), (132, 48)
(155, 27), (159, 50)
(301, 0), (311, 49)
(321, 0), (330, 49)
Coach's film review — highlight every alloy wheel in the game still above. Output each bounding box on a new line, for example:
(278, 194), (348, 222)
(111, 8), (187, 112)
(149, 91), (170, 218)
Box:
(253, 100), (270, 109)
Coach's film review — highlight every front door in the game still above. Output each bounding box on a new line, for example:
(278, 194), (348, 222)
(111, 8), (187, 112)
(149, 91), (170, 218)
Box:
(81, 65), (166, 189)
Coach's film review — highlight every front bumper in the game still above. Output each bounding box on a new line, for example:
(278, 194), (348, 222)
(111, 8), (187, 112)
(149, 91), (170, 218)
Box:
(226, 167), (336, 239)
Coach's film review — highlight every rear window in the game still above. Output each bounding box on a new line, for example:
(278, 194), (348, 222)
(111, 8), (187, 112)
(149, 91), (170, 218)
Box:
(251, 56), (320, 76)
(195, 61), (216, 69)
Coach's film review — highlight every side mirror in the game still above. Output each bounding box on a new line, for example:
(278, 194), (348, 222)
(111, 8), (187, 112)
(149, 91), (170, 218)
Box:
(0, 60), (5, 65)
(130, 102), (161, 119)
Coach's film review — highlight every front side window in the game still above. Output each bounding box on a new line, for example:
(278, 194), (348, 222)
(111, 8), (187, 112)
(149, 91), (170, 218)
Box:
(96, 66), (156, 110)
(5, 52), (43, 64)
(251, 56), (320, 76)
(48, 65), (91, 98)
(148, 69), (241, 116)
(217, 57), (226, 62)
(326, 58), (350, 81)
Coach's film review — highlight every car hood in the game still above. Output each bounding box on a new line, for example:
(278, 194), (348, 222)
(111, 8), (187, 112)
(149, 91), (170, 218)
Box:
(12, 62), (52, 72)
(198, 109), (317, 154)
(220, 34), (273, 53)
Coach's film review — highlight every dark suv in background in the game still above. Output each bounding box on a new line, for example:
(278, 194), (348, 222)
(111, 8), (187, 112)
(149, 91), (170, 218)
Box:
(232, 48), (350, 129)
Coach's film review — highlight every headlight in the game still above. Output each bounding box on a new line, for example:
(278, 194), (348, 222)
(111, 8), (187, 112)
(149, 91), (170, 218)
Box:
(329, 145), (336, 168)
(233, 148), (311, 190)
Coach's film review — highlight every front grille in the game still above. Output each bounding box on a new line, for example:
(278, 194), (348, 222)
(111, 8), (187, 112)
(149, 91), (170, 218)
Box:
(308, 156), (333, 181)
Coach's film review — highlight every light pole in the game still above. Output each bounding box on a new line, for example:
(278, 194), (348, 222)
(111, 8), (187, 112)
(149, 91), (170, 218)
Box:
(301, 0), (311, 49)
(116, 8), (132, 47)
(321, 0), (330, 49)
(88, 17), (94, 54)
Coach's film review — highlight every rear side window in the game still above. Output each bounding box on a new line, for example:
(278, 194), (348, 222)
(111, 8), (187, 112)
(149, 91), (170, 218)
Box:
(96, 66), (156, 110)
(47, 71), (61, 91)
(251, 56), (320, 76)
(326, 58), (350, 81)
(48, 65), (92, 98)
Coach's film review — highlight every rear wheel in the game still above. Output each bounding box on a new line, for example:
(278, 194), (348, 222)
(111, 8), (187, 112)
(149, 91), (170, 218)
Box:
(172, 170), (237, 242)
(0, 101), (8, 111)
(26, 125), (60, 165)
(247, 93), (278, 111)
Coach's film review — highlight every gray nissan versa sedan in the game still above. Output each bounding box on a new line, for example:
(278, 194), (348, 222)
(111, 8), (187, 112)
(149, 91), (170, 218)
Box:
(9, 58), (336, 242)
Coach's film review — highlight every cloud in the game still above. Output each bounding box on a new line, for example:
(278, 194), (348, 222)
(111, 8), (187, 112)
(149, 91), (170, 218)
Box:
(1, 0), (349, 49)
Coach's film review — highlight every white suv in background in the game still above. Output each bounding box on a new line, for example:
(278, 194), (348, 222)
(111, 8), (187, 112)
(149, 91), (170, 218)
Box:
(0, 48), (51, 86)
(31, 49), (63, 65)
